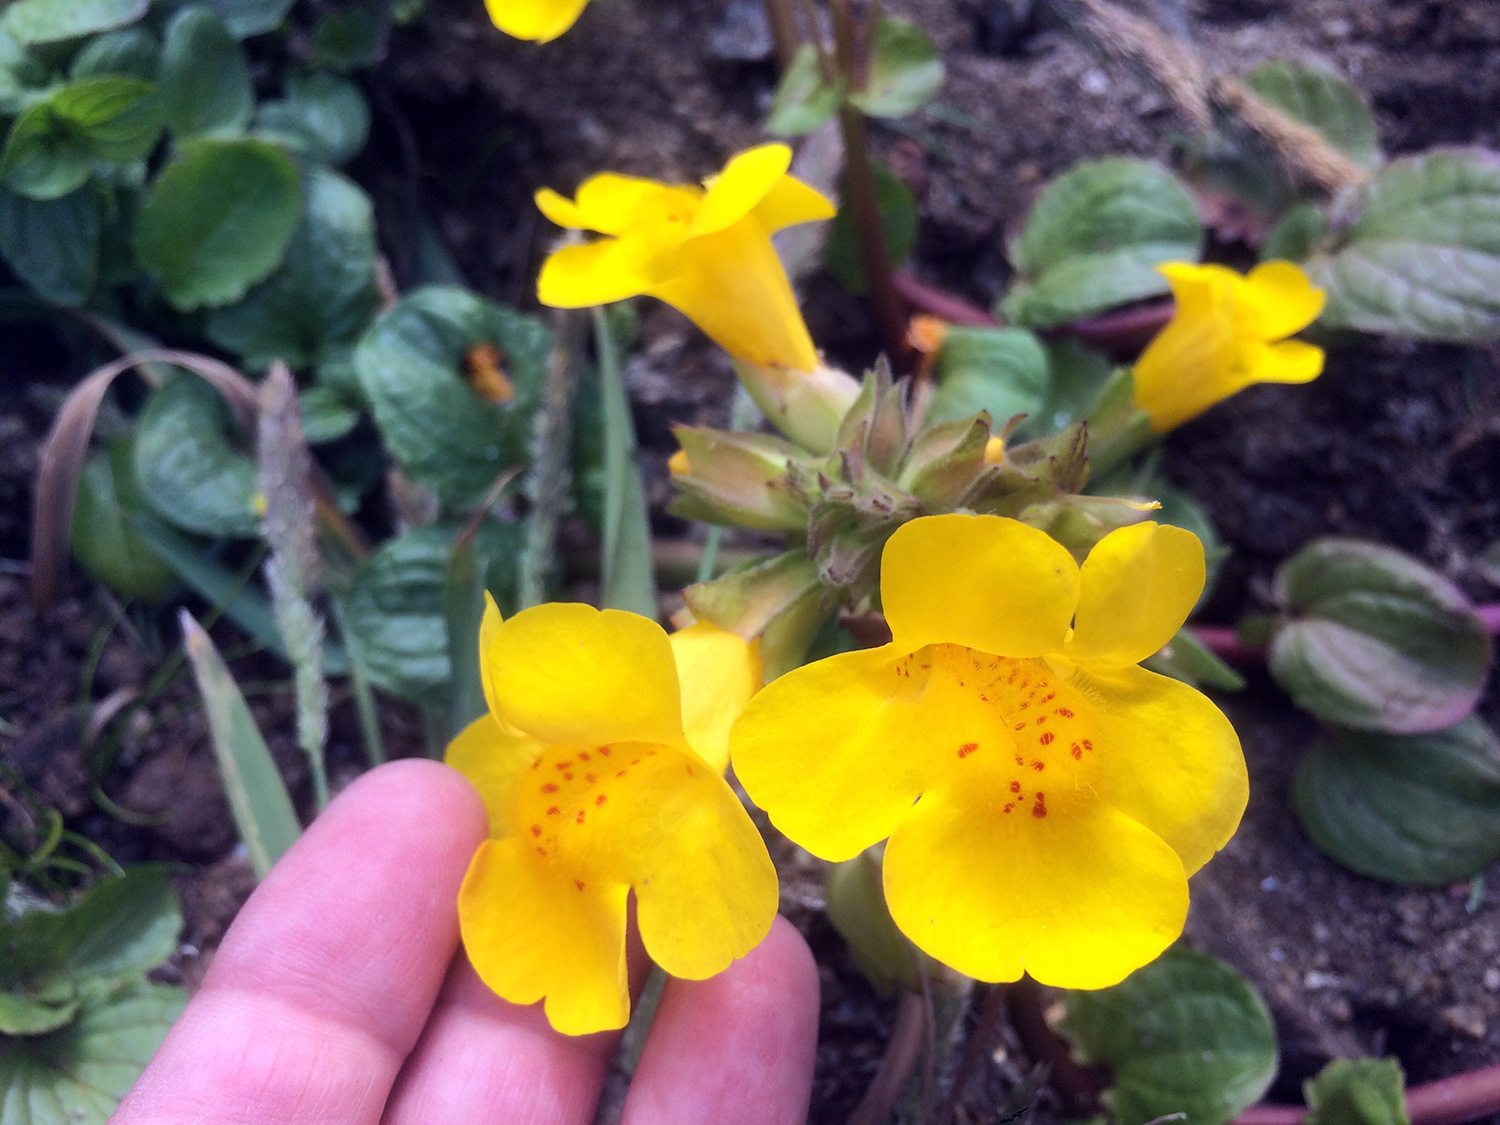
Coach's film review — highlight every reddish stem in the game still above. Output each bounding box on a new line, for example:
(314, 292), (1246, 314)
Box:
(892, 271), (999, 327)
(1189, 625), (1266, 666)
(1477, 604), (1500, 635)
(1235, 1064), (1500, 1125)
(1058, 300), (1174, 357)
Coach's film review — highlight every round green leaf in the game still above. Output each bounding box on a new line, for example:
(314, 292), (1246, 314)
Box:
(847, 16), (943, 119)
(1303, 1058), (1408, 1125)
(766, 42), (846, 137)
(71, 438), (175, 601)
(312, 2), (382, 71)
(134, 137), (302, 310)
(0, 76), (161, 200)
(1303, 151), (1500, 343)
(353, 286), (549, 508)
(1, 0), (148, 45)
(1293, 718), (1500, 887)
(202, 0), (296, 39)
(70, 26), (159, 82)
(133, 375), (259, 537)
(926, 325), (1049, 427)
(254, 71), (370, 166)
(205, 166), (379, 371)
(824, 158), (917, 294)
(159, 6), (254, 139)
(1060, 945), (1278, 1125)
(1000, 158), (1202, 329)
(1241, 60), (1379, 170)
(1270, 538), (1491, 733)
(0, 183), (100, 305)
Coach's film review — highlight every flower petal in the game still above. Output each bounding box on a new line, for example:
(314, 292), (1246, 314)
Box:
(689, 144), (793, 239)
(647, 220), (818, 372)
(883, 787), (1188, 988)
(444, 715), (545, 838)
(534, 187), (591, 230)
(751, 175), (837, 233)
(1133, 268), (1237, 433)
(478, 592), (506, 722)
(483, 0), (590, 42)
(586, 749), (778, 979)
(485, 603), (684, 747)
(458, 838), (630, 1035)
(1066, 522), (1205, 667)
(536, 239), (653, 308)
(732, 645), (955, 862)
(1234, 259), (1326, 340)
(669, 621), (763, 773)
(1072, 662), (1247, 875)
(574, 173), (675, 235)
(880, 514), (1079, 658)
(1241, 338), (1324, 386)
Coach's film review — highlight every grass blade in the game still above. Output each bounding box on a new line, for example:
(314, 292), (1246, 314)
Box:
(179, 610), (301, 879)
(592, 306), (656, 618)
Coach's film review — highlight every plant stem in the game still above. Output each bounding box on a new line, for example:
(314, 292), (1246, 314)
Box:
(849, 989), (928, 1125)
(519, 309), (584, 610)
(1005, 976), (1108, 1117)
(1189, 625), (1267, 665)
(1236, 1064), (1500, 1125)
(938, 983), (1009, 1123)
(763, 0), (801, 69)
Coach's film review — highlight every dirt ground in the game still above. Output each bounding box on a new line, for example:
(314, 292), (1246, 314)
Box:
(5, 0), (1500, 1120)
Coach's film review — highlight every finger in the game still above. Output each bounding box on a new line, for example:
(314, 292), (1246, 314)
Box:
(620, 916), (820, 1125)
(113, 759), (488, 1125)
(380, 910), (651, 1124)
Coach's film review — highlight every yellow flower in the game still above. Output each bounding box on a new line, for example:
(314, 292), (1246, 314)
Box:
(447, 598), (776, 1035)
(484, 0), (589, 42)
(1133, 260), (1326, 432)
(534, 144), (835, 374)
(731, 514), (1247, 989)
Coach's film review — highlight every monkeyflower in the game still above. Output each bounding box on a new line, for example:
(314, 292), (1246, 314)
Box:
(535, 144), (858, 452)
(484, 0), (589, 42)
(447, 598), (776, 1034)
(1133, 260), (1326, 432)
(732, 514), (1247, 989)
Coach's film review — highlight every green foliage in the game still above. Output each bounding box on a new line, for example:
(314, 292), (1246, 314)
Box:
(70, 438), (175, 602)
(1142, 629), (1246, 692)
(824, 850), (930, 995)
(203, 0), (297, 40)
(925, 325), (1049, 427)
(0, 867), (186, 1124)
(0, 184), (99, 304)
(1, 0), (148, 46)
(134, 138), (303, 310)
(1302, 151), (1500, 342)
(133, 375), (260, 538)
(159, 6), (254, 140)
(766, 43), (845, 137)
(354, 286), (550, 508)
(180, 611), (302, 878)
(1241, 60), (1379, 170)
(824, 157), (917, 294)
(848, 17), (943, 119)
(255, 72), (370, 166)
(70, 26), (158, 82)
(1, 76), (161, 199)
(1303, 1059), (1408, 1125)
(1293, 718), (1500, 887)
(1001, 158), (1202, 329)
(1269, 538), (1491, 733)
(206, 165), (379, 374)
(593, 306), (656, 618)
(312, 1), (384, 71)
(1060, 945), (1278, 1125)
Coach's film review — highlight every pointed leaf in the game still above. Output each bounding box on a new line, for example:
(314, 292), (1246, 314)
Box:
(133, 374), (259, 538)
(1303, 1058), (1408, 1125)
(766, 43), (846, 137)
(848, 16), (943, 119)
(1241, 60), (1378, 169)
(159, 6), (254, 139)
(71, 438), (175, 602)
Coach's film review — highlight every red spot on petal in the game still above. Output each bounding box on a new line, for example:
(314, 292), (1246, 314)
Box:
(1056, 708), (1074, 718)
(1014, 753), (1025, 766)
(958, 742), (979, 758)
(575, 879), (586, 891)
(1031, 760), (1045, 772)
(1010, 781), (1022, 794)
(686, 764), (696, 777)
(1043, 693), (1055, 702)
(585, 773), (597, 783)
(1032, 792), (1047, 818)
(530, 824), (542, 837)
(542, 782), (558, 793)
(579, 751), (591, 761)
(598, 746), (611, 756)
(531, 760), (541, 770)
(547, 806), (560, 816)
(1071, 744), (1083, 760)
(555, 761), (572, 771)
(536, 846), (548, 856)
(595, 794), (607, 806)
(1083, 739), (1093, 752)
(616, 769), (628, 778)
(1003, 803), (1013, 814)
(1039, 732), (1055, 746)
(575, 810), (586, 824)
(563, 772), (574, 780)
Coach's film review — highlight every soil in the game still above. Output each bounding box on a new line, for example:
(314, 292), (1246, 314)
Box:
(5, 0), (1500, 1121)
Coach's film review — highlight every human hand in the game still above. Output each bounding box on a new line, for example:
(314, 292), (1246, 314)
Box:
(112, 759), (820, 1124)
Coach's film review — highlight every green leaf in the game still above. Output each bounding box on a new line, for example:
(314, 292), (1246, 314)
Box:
(70, 27), (159, 82)
(203, 0), (296, 39)
(445, 535), (487, 732)
(1001, 159), (1202, 329)
(0, 983), (80, 1036)
(1, 0), (148, 45)
(1293, 718), (1500, 887)
(312, 1), (382, 72)
(1269, 538), (1491, 733)
(1302, 151), (1500, 342)
(298, 384), (360, 444)
(159, 6), (254, 139)
(255, 71), (370, 166)
(1060, 945), (1278, 1125)
(765, 42), (846, 137)
(926, 325), (1049, 426)
(824, 158), (917, 294)
(0, 184), (100, 305)
(206, 166), (379, 371)
(593, 307), (655, 618)
(180, 611), (301, 879)
(1261, 201), (1327, 262)
(134, 137), (302, 310)
(0, 76), (162, 200)
(825, 850), (931, 995)
(1241, 60), (1379, 171)
(353, 286), (549, 507)
(71, 438), (175, 602)
(0, 978), (186, 1124)
(848, 16), (943, 119)
(133, 374), (259, 538)
(1303, 1058), (1408, 1125)
(1143, 628), (1246, 692)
